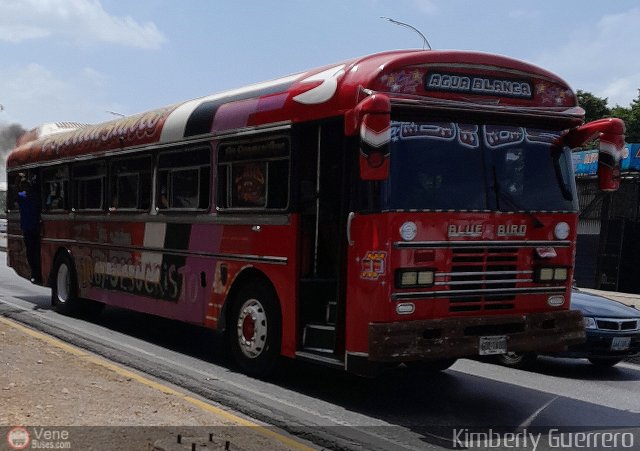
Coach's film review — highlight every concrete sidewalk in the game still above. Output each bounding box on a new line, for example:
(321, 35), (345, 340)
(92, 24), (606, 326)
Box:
(0, 316), (312, 451)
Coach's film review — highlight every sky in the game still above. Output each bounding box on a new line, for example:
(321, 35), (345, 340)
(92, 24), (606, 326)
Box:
(1, 0), (640, 174)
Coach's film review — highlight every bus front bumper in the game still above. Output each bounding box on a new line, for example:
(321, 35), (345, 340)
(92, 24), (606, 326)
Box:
(368, 310), (585, 362)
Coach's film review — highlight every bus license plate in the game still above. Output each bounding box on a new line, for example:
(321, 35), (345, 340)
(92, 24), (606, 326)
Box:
(479, 336), (507, 355)
(611, 336), (631, 351)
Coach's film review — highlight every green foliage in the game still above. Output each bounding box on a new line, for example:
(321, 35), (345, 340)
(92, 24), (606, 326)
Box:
(577, 90), (610, 123)
(578, 89), (640, 143)
(621, 90), (640, 143)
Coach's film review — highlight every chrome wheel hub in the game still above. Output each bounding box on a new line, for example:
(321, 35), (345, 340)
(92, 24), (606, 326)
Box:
(236, 298), (267, 359)
(56, 263), (70, 304)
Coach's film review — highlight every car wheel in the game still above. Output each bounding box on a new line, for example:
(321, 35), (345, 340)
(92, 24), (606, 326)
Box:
(228, 280), (281, 378)
(588, 357), (623, 368)
(495, 352), (537, 369)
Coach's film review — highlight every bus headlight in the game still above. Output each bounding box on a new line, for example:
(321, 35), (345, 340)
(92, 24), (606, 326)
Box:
(554, 267), (568, 281)
(396, 269), (435, 288)
(535, 267), (568, 282)
(554, 222), (570, 240)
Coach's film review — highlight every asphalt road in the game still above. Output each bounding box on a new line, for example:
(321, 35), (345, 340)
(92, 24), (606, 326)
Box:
(1, 251), (639, 450)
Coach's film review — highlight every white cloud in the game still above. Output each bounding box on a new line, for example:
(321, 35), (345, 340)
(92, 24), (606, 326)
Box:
(508, 9), (539, 19)
(413, 0), (438, 15)
(0, 0), (165, 49)
(532, 7), (640, 107)
(600, 75), (640, 108)
(0, 63), (114, 128)
(82, 67), (108, 86)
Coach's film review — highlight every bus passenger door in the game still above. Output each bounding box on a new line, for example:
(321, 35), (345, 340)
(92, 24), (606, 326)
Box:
(296, 120), (349, 362)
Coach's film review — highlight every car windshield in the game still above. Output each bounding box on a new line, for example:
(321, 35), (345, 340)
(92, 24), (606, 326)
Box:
(381, 121), (578, 212)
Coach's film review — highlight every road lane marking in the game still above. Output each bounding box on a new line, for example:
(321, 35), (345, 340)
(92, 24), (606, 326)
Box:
(517, 395), (559, 430)
(0, 316), (315, 451)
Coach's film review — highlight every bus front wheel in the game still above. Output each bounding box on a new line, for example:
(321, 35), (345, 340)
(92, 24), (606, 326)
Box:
(228, 281), (281, 378)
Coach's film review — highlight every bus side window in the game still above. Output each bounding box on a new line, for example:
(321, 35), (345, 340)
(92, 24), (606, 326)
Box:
(217, 135), (290, 211)
(157, 146), (210, 211)
(157, 170), (169, 208)
(109, 155), (152, 211)
(72, 162), (106, 211)
(42, 166), (69, 212)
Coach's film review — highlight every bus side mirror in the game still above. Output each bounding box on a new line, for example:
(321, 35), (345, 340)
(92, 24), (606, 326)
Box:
(598, 121), (625, 191)
(566, 118), (626, 192)
(345, 94), (391, 181)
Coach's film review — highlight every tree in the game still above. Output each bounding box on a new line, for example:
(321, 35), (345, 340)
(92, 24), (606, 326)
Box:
(576, 89), (640, 143)
(611, 104), (634, 138)
(576, 90), (611, 124)
(621, 90), (640, 143)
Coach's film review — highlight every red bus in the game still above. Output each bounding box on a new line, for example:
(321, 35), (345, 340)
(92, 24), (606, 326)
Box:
(6, 50), (625, 377)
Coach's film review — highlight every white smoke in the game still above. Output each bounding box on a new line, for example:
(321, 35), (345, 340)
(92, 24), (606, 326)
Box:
(0, 123), (26, 183)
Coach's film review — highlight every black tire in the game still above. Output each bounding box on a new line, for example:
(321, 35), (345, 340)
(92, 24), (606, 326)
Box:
(51, 253), (103, 317)
(51, 253), (79, 314)
(228, 280), (281, 378)
(407, 358), (457, 373)
(495, 352), (537, 369)
(588, 357), (623, 368)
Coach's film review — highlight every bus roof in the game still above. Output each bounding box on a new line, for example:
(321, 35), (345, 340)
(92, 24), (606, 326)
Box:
(8, 49), (582, 169)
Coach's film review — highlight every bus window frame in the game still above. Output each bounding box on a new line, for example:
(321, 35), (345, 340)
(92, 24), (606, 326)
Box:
(156, 145), (211, 213)
(216, 134), (291, 213)
(109, 154), (153, 212)
(42, 165), (70, 213)
(71, 160), (106, 212)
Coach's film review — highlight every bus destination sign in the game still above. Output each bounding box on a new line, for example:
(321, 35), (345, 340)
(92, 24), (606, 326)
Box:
(425, 72), (533, 99)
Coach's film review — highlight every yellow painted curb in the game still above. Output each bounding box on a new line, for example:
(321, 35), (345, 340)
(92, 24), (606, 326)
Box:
(0, 316), (314, 450)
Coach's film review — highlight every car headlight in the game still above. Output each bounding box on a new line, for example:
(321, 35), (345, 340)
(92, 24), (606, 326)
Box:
(583, 317), (597, 329)
(396, 269), (435, 288)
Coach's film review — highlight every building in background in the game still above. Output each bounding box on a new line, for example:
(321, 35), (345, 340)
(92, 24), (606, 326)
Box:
(574, 144), (640, 291)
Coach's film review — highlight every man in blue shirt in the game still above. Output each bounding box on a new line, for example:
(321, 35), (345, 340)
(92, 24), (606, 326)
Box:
(17, 177), (42, 283)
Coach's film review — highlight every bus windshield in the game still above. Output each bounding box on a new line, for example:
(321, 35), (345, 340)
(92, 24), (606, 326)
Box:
(381, 121), (578, 212)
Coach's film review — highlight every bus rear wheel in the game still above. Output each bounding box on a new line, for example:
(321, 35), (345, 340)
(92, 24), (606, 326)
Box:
(228, 281), (281, 378)
(51, 254), (79, 314)
(51, 253), (102, 316)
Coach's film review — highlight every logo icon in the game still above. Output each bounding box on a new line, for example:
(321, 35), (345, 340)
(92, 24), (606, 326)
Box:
(7, 427), (30, 450)
(360, 251), (387, 280)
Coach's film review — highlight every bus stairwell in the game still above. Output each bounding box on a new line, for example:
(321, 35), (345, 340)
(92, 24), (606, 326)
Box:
(296, 121), (348, 361)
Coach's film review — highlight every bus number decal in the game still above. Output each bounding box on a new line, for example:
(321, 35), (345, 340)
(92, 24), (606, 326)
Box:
(360, 251), (387, 280)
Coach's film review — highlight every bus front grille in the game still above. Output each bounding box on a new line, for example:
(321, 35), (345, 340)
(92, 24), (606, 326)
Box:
(445, 247), (520, 312)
